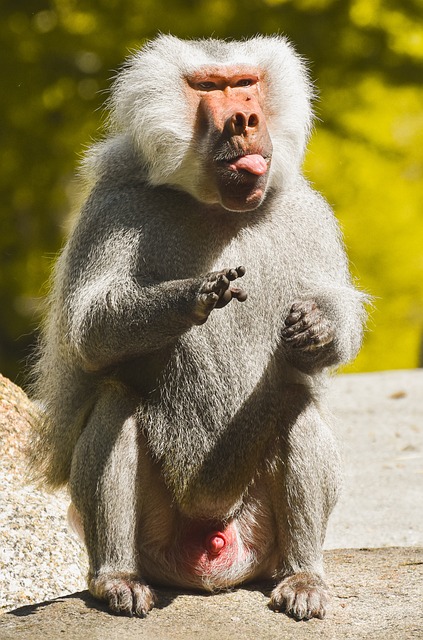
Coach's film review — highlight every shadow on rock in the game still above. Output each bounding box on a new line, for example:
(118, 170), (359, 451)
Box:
(7, 582), (272, 619)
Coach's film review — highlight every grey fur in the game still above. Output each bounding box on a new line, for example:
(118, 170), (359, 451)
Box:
(30, 35), (367, 620)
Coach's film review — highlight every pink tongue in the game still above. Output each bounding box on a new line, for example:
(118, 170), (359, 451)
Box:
(229, 154), (268, 176)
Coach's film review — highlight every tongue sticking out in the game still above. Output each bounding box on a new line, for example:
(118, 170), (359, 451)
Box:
(228, 154), (268, 176)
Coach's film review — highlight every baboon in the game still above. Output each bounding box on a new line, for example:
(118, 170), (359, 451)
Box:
(31, 35), (366, 620)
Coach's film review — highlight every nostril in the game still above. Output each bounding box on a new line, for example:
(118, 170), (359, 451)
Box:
(228, 111), (259, 136)
(233, 113), (247, 129)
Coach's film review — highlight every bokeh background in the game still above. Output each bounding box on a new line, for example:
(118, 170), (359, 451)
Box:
(1, 0), (423, 385)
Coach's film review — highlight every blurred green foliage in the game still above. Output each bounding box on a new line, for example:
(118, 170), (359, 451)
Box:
(1, 0), (422, 382)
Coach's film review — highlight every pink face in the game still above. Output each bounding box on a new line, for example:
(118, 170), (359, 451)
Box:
(186, 65), (273, 212)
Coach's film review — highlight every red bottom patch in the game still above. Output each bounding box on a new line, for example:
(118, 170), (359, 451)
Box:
(179, 520), (240, 575)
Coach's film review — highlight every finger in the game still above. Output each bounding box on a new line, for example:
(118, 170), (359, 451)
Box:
(231, 287), (248, 302)
(290, 300), (304, 314)
(215, 274), (230, 292)
(201, 292), (219, 307)
(282, 316), (310, 335)
(214, 288), (233, 308)
(284, 311), (303, 326)
(281, 318), (314, 339)
(226, 269), (239, 281)
(236, 265), (246, 278)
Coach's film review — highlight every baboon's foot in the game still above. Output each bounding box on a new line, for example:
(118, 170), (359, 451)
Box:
(89, 571), (157, 618)
(269, 571), (329, 620)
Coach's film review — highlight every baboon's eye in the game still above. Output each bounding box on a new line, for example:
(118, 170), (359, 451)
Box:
(236, 78), (254, 87)
(198, 81), (217, 90)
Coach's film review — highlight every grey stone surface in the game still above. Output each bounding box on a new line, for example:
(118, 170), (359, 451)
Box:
(1, 548), (422, 640)
(326, 370), (423, 549)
